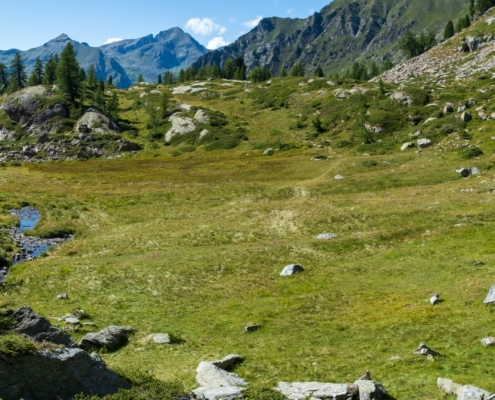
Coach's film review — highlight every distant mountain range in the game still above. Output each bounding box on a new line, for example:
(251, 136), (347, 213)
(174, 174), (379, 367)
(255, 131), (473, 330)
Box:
(193, 0), (469, 76)
(0, 29), (209, 89)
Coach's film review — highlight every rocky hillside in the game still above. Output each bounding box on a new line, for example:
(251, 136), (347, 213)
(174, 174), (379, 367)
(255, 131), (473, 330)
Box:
(193, 0), (468, 76)
(100, 28), (209, 84)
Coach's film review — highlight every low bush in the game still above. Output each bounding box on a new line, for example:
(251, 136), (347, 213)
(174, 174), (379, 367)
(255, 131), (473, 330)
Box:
(0, 333), (36, 357)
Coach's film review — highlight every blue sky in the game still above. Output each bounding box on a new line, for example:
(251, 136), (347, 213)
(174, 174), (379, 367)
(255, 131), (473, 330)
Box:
(1, 0), (331, 51)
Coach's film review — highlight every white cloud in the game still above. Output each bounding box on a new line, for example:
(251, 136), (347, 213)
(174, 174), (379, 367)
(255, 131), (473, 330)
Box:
(185, 18), (226, 36)
(243, 15), (263, 28)
(105, 38), (123, 44)
(207, 36), (229, 50)
(287, 9), (293, 14)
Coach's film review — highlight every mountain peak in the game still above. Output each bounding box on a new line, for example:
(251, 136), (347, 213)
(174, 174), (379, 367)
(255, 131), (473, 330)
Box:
(51, 34), (72, 42)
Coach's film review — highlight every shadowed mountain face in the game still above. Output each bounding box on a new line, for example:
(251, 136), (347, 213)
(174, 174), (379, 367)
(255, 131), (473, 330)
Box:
(0, 29), (209, 88)
(100, 27), (209, 84)
(192, 0), (468, 76)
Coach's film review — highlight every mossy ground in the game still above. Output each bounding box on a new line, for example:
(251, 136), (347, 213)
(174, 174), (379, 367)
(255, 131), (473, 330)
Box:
(1, 70), (495, 398)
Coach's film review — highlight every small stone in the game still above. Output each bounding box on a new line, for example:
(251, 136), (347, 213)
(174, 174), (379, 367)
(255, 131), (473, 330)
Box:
(263, 148), (274, 156)
(401, 142), (414, 151)
(444, 103), (454, 113)
(280, 264), (304, 276)
(430, 293), (440, 305)
(483, 285), (495, 304)
(409, 130), (422, 137)
(65, 317), (80, 325)
(244, 324), (262, 333)
(481, 337), (495, 347)
(417, 139), (432, 149)
(461, 112), (472, 122)
(57, 293), (69, 300)
(412, 342), (444, 357)
(83, 322), (96, 326)
(334, 175), (344, 180)
(458, 168), (471, 178)
(147, 333), (171, 344)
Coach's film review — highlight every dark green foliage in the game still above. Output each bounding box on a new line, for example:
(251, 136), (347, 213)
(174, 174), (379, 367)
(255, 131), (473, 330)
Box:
(0, 63), (9, 93)
(178, 69), (186, 83)
(161, 91), (170, 119)
(79, 68), (86, 83)
(107, 92), (119, 118)
(399, 30), (436, 58)
(290, 61), (304, 77)
(57, 42), (81, 102)
(164, 71), (174, 84)
(87, 64), (97, 88)
(27, 58), (44, 86)
(43, 54), (59, 85)
(367, 111), (405, 134)
(94, 86), (106, 111)
(147, 106), (159, 136)
(363, 159), (379, 167)
(405, 87), (430, 105)
(311, 116), (325, 133)
(243, 386), (288, 400)
(477, 0), (493, 14)
(250, 84), (296, 109)
(250, 66), (271, 83)
(461, 146), (483, 159)
(470, 0), (476, 17)
(157, 74), (162, 84)
(204, 132), (246, 151)
(33, 227), (74, 239)
(8, 52), (27, 92)
(223, 59), (235, 79)
(314, 66), (324, 77)
(335, 140), (354, 148)
(233, 57), (247, 80)
(107, 75), (113, 86)
(0, 333), (36, 357)
(280, 67), (288, 77)
(456, 14), (471, 32)
(0, 312), (15, 334)
(444, 21), (455, 40)
(137, 73), (143, 83)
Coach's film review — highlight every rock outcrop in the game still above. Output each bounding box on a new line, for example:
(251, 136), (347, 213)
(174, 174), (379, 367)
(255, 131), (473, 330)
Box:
(438, 378), (494, 400)
(165, 114), (196, 143)
(0, 348), (130, 400)
(75, 107), (121, 135)
(79, 325), (135, 350)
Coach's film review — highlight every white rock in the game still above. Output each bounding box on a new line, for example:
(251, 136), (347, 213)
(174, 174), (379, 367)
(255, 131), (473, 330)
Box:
(401, 142), (414, 151)
(196, 361), (247, 389)
(193, 386), (245, 400)
(165, 114), (196, 142)
(483, 285), (495, 304)
(481, 337), (495, 347)
(334, 175), (344, 180)
(417, 139), (432, 149)
(195, 109), (209, 124)
(280, 264), (304, 276)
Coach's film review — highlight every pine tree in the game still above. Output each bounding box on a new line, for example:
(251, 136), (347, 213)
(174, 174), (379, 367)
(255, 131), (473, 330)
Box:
(79, 67), (86, 83)
(94, 85), (106, 111)
(280, 67), (288, 77)
(444, 21), (455, 40)
(98, 78), (105, 92)
(137, 73), (143, 83)
(164, 71), (174, 84)
(9, 52), (27, 92)
(157, 74), (162, 84)
(290, 61), (304, 77)
(106, 91), (119, 118)
(56, 42), (81, 101)
(209, 65), (221, 78)
(477, 0), (491, 14)
(223, 59), (235, 79)
(107, 75), (113, 86)
(464, 14), (471, 28)
(314, 66), (324, 77)
(469, 0), (476, 17)
(0, 63), (8, 93)
(249, 66), (271, 83)
(27, 58), (44, 86)
(87, 64), (97, 88)
(178, 69), (186, 82)
(161, 91), (170, 119)
(370, 61), (380, 78)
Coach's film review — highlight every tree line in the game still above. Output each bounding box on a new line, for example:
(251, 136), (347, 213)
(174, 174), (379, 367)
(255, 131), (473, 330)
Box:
(0, 43), (119, 118)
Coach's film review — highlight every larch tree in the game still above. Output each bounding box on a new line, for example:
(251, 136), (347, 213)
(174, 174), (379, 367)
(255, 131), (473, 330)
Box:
(56, 42), (81, 101)
(9, 52), (27, 92)
(0, 63), (9, 93)
(27, 58), (44, 86)
(87, 64), (97, 88)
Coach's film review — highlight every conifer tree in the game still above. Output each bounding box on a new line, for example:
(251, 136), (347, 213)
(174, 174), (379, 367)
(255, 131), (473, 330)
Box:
(106, 91), (119, 118)
(161, 91), (170, 119)
(469, 0), (476, 17)
(87, 64), (97, 88)
(27, 58), (44, 86)
(178, 69), (186, 82)
(209, 65), (221, 78)
(56, 42), (81, 101)
(314, 66), (324, 77)
(137, 73), (143, 83)
(444, 21), (455, 40)
(157, 74), (162, 84)
(98, 78), (105, 92)
(290, 61), (304, 77)
(9, 52), (27, 92)
(280, 67), (288, 77)
(164, 71), (174, 84)
(223, 59), (235, 79)
(107, 75), (113, 86)
(42, 55), (56, 85)
(94, 85), (105, 111)
(79, 67), (86, 83)
(0, 63), (8, 93)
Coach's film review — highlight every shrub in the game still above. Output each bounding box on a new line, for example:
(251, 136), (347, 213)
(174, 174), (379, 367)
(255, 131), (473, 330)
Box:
(335, 140), (353, 148)
(35, 227), (74, 239)
(0, 333), (36, 357)
(367, 111), (404, 134)
(243, 386), (288, 400)
(363, 160), (378, 167)
(461, 146), (483, 159)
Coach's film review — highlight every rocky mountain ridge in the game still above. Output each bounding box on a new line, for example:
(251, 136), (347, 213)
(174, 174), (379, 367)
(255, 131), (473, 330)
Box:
(193, 0), (468, 76)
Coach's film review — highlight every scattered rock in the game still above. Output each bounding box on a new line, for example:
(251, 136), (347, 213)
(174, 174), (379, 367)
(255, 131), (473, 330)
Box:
(79, 325), (135, 351)
(354, 379), (389, 400)
(444, 103), (454, 113)
(409, 130), (422, 137)
(401, 142), (415, 151)
(165, 114), (196, 143)
(146, 333), (171, 344)
(244, 324), (262, 333)
(417, 139), (432, 149)
(118, 140), (141, 152)
(193, 386), (245, 400)
(412, 342), (444, 357)
(437, 378), (462, 396)
(430, 293), (441, 305)
(194, 109), (209, 124)
(280, 264), (304, 276)
(0, 348), (130, 400)
(263, 148), (274, 156)
(57, 293), (69, 300)
(314, 233), (336, 240)
(458, 385), (493, 400)
(390, 91), (413, 106)
(457, 168), (471, 178)
(276, 382), (360, 400)
(12, 306), (76, 348)
(211, 354), (244, 371)
(481, 337), (495, 347)
(483, 285), (495, 304)
(334, 175), (344, 180)
(465, 36), (482, 52)
(365, 122), (383, 134)
(424, 117), (437, 124)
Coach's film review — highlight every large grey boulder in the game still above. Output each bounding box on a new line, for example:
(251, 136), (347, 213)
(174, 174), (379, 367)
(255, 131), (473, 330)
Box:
(483, 285), (495, 304)
(481, 337), (495, 347)
(75, 107), (121, 135)
(12, 306), (76, 348)
(79, 325), (135, 350)
(196, 360), (247, 388)
(276, 382), (359, 400)
(118, 140), (141, 152)
(165, 114), (196, 142)
(0, 127), (14, 141)
(354, 380), (389, 400)
(28, 104), (68, 136)
(437, 378), (462, 395)
(0, 348), (130, 400)
(390, 91), (413, 106)
(458, 385), (493, 400)
(417, 139), (432, 149)
(460, 112), (472, 122)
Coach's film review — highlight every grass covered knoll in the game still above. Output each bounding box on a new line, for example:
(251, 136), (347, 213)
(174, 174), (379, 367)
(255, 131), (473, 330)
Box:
(0, 139), (495, 398)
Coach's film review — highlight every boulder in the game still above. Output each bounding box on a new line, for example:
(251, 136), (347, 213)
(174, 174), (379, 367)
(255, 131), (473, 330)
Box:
(165, 114), (196, 142)
(481, 337), (495, 347)
(244, 324), (262, 333)
(276, 382), (359, 400)
(146, 333), (171, 344)
(0, 348), (130, 400)
(12, 306), (76, 348)
(211, 354), (244, 371)
(390, 91), (413, 106)
(417, 139), (432, 149)
(458, 168), (471, 178)
(118, 140), (141, 152)
(430, 293), (441, 305)
(401, 142), (414, 151)
(0, 127), (14, 141)
(79, 325), (135, 350)
(437, 378), (462, 396)
(75, 107), (121, 135)
(412, 342), (444, 357)
(263, 148), (275, 156)
(483, 285), (495, 304)
(364, 122), (383, 134)
(280, 264), (304, 276)
(354, 380), (389, 400)
(458, 385), (493, 400)
(28, 104), (68, 136)
(193, 386), (245, 400)
(444, 103), (454, 113)
(195, 109), (209, 124)
(465, 36), (482, 52)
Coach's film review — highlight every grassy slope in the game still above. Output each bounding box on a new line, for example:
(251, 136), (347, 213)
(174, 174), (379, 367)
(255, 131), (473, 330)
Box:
(4, 28), (495, 398)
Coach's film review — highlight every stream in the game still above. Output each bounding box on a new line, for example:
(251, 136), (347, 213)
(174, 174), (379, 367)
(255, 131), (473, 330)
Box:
(0, 207), (72, 281)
